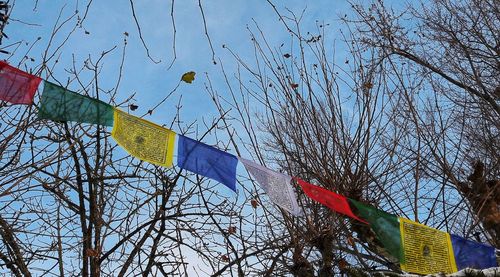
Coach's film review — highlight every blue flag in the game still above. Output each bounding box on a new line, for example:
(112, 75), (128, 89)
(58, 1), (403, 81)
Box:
(177, 135), (238, 191)
(451, 234), (498, 270)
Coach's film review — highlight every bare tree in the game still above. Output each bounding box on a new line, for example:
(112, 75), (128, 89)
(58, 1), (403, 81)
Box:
(0, 1), (257, 276)
(205, 10), (420, 274)
(205, 0), (500, 275)
(1, 0), (498, 276)
(347, 0), (500, 246)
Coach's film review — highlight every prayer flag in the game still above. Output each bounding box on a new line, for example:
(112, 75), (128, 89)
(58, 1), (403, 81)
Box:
(348, 199), (404, 262)
(450, 234), (497, 270)
(112, 109), (176, 167)
(239, 158), (302, 216)
(399, 217), (457, 275)
(38, 81), (114, 126)
(177, 135), (238, 191)
(297, 178), (366, 223)
(0, 61), (42, 104)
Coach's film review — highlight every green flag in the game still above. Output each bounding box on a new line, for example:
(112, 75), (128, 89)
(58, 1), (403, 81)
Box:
(38, 81), (114, 126)
(349, 199), (404, 263)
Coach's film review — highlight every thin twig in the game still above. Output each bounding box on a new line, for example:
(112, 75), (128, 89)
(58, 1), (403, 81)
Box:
(129, 0), (160, 64)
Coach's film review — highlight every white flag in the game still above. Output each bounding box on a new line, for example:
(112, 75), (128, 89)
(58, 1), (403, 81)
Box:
(239, 158), (302, 216)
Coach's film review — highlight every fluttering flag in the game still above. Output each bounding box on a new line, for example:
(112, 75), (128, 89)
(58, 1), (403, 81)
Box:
(350, 200), (498, 274)
(297, 178), (366, 223)
(0, 60), (42, 104)
(399, 217), (457, 275)
(38, 81), (114, 126)
(450, 234), (497, 270)
(348, 199), (404, 262)
(112, 109), (176, 167)
(239, 158), (302, 216)
(4, 59), (497, 276)
(177, 135), (238, 191)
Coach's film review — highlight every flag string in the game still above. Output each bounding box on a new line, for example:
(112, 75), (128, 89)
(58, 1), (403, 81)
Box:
(0, 60), (497, 274)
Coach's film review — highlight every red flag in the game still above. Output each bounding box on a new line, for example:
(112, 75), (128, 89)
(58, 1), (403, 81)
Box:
(295, 178), (367, 224)
(0, 61), (42, 104)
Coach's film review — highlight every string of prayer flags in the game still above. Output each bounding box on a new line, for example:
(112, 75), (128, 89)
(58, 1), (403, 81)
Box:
(450, 234), (498, 270)
(111, 109), (176, 167)
(2, 62), (498, 275)
(348, 199), (404, 263)
(38, 81), (114, 126)
(177, 135), (238, 191)
(296, 178), (366, 223)
(399, 217), (457, 275)
(348, 200), (498, 274)
(0, 60), (42, 104)
(239, 158), (302, 216)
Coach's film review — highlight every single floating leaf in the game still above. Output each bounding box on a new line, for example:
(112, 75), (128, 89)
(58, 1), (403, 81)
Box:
(181, 71), (196, 84)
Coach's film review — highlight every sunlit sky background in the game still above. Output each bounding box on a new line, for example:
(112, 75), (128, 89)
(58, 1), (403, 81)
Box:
(5, 2), (361, 273)
(5, 0), (379, 179)
(5, 1), (408, 274)
(8, 0), (359, 129)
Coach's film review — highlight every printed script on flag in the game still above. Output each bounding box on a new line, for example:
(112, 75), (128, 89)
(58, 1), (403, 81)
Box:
(239, 158), (302, 216)
(399, 217), (457, 275)
(112, 109), (175, 167)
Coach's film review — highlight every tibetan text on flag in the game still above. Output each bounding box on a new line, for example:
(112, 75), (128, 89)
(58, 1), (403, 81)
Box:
(240, 158), (302, 215)
(399, 217), (457, 275)
(112, 109), (175, 167)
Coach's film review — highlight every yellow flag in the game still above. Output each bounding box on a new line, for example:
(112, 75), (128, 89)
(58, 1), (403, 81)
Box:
(399, 217), (457, 275)
(111, 109), (176, 167)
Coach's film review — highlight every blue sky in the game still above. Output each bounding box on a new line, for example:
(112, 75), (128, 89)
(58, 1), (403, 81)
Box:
(7, 0), (354, 127)
(4, 0), (365, 180)
(4, 2), (362, 273)
(6, 0), (436, 212)
(4, 1), (481, 275)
